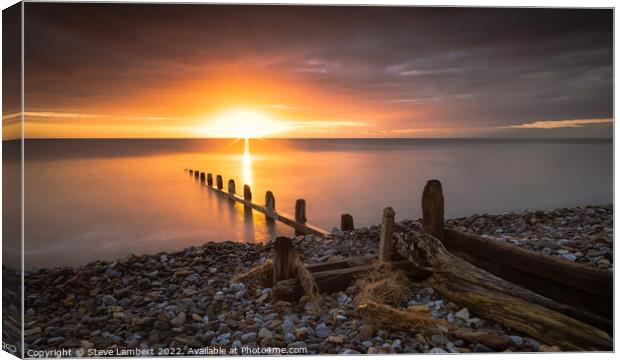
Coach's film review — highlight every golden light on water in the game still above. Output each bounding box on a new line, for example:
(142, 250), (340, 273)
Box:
(242, 138), (253, 187)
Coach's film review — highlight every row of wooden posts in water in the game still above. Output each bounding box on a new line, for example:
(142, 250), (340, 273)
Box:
(185, 168), (357, 236)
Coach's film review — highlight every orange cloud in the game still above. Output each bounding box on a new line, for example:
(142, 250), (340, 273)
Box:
(506, 118), (613, 129)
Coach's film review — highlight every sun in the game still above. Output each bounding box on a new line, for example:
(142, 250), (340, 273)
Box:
(200, 109), (289, 138)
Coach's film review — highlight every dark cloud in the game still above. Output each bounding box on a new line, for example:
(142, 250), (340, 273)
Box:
(24, 4), (612, 136)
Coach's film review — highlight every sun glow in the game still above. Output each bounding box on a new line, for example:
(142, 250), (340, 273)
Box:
(200, 109), (289, 138)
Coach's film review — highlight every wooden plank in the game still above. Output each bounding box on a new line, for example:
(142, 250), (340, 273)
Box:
(447, 244), (612, 332)
(273, 259), (428, 302)
(444, 228), (612, 304)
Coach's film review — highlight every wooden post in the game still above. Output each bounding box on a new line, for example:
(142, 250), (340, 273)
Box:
(379, 207), (395, 262)
(273, 236), (295, 284)
(194, 170), (199, 179)
(207, 173), (213, 187)
(265, 191), (276, 213)
(189, 169), (193, 175)
(295, 199), (307, 223)
(227, 179), (236, 195)
(294, 199), (307, 236)
(216, 175), (223, 190)
(341, 214), (354, 231)
(200, 172), (206, 184)
(243, 184), (252, 202)
(421, 179), (445, 241)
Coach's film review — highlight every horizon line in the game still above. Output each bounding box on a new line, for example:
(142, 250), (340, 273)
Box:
(5, 136), (613, 141)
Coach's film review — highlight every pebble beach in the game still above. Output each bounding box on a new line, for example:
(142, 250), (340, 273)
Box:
(23, 205), (613, 355)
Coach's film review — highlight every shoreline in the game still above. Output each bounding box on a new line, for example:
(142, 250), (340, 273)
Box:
(23, 205), (613, 354)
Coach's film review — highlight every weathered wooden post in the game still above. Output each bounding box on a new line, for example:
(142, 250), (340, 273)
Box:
(207, 173), (213, 187)
(189, 169), (193, 175)
(243, 184), (252, 203)
(273, 236), (295, 284)
(228, 179), (236, 195)
(421, 179), (445, 241)
(295, 199), (307, 223)
(216, 175), (223, 190)
(265, 191), (276, 213)
(194, 170), (199, 179)
(341, 214), (354, 231)
(200, 172), (206, 184)
(294, 199), (307, 236)
(379, 207), (395, 262)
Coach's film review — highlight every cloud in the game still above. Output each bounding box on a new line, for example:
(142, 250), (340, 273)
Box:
(22, 4), (613, 138)
(266, 104), (298, 110)
(21, 111), (189, 122)
(506, 118), (613, 129)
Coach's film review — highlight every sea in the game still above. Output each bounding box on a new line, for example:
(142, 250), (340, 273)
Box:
(15, 138), (612, 268)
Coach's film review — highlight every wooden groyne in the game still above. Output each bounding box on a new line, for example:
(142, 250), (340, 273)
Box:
(233, 177), (612, 351)
(185, 169), (329, 236)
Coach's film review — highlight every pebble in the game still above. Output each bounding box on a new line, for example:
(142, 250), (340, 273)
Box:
(258, 328), (273, 339)
(315, 323), (330, 338)
(170, 312), (186, 327)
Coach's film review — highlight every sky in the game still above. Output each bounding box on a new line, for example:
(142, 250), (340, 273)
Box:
(14, 4), (614, 138)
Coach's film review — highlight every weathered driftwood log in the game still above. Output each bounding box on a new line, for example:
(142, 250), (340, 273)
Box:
(444, 228), (612, 332)
(341, 213), (354, 231)
(393, 231), (612, 351)
(421, 179), (444, 241)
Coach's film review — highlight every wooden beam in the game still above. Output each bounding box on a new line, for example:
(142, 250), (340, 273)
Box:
(393, 231), (612, 351)
(421, 180), (444, 241)
(444, 228), (613, 323)
(272, 259), (427, 302)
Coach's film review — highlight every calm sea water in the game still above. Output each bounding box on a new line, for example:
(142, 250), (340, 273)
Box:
(23, 138), (612, 268)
